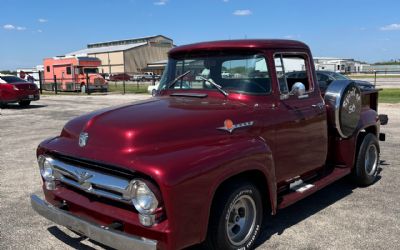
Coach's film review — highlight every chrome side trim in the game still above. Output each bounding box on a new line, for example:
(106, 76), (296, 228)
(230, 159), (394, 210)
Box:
(30, 195), (157, 250)
(46, 156), (134, 204)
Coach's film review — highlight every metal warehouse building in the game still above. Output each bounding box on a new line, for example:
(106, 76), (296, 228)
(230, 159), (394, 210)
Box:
(66, 35), (173, 74)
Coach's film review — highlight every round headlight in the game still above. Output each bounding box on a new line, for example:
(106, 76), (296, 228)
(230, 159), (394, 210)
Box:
(38, 155), (54, 181)
(131, 180), (158, 215)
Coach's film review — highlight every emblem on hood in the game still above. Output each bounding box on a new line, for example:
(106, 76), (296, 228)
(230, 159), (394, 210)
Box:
(74, 169), (93, 185)
(217, 119), (254, 133)
(79, 132), (89, 147)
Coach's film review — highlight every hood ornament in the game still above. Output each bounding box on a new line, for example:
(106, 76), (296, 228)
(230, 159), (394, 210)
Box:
(217, 119), (254, 133)
(79, 132), (89, 147)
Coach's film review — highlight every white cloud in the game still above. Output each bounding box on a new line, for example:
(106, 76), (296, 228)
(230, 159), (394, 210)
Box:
(3, 24), (15, 30)
(223, 0), (229, 2)
(380, 23), (400, 31)
(38, 18), (48, 23)
(37, 29), (43, 33)
(3, 24), (26, 31)
(154, 0), (167, 5)
(233, 9), (252, 16)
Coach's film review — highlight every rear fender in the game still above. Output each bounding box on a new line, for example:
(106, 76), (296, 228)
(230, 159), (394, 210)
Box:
(335, 109), (378, 168)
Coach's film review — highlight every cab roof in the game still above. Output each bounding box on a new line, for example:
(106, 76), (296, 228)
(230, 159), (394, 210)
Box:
(169, 39), (310, 56)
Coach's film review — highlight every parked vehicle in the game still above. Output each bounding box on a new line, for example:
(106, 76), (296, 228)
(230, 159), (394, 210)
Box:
(147, 83), (160, 96)
(0, 74), (40, 107)
(31, 40), (387, 250)
(133, 72), (160, 81)
(109, 73), (132, 81)
(316, 70), (374, 91)
(43, 56), (108, 92)
(287, 70), (374, 92)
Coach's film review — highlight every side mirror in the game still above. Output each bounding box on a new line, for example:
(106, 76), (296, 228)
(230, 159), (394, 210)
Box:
(290, 82), (306, 96)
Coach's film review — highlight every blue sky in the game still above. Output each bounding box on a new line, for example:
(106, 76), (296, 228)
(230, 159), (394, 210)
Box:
(1, 0), (400, 70)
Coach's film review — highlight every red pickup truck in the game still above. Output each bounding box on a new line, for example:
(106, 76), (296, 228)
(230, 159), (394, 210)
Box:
(31, 40), (387, 250)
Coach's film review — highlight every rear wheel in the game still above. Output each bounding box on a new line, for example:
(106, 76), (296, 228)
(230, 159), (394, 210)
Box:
(205, 181), (262, 250)
(354, 133), (380, 186)
(18, 100), (31, 107)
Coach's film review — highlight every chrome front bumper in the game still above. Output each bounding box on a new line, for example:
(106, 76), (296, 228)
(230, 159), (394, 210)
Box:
(30, 195), (157, 250)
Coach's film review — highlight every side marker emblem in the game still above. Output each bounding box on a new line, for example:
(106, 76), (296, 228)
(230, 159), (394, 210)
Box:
(217, 119), (254, 133)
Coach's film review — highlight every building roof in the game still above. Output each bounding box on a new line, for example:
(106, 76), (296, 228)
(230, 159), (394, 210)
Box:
(66, 42), (147, 56)
(87, 35), (172, 48)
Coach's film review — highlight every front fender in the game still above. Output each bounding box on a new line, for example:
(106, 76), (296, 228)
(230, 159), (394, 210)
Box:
(147, 135), (275, 249)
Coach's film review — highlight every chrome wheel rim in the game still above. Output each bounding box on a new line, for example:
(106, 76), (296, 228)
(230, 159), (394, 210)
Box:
(226, 194), (256, 246)
(365, 144), (378, 175)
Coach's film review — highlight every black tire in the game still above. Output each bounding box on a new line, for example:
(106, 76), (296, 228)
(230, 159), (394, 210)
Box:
(205, 181), (263, 250)
(354, 133), (380, 186)
(18, 100), (31, 107)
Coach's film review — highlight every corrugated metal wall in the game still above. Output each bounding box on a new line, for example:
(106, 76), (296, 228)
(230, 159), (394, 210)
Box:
(123, 37), (172, 73)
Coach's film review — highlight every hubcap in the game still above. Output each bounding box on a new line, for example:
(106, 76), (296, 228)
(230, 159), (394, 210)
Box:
(226, 195), (256, 246)
(365, 144), (378, 175)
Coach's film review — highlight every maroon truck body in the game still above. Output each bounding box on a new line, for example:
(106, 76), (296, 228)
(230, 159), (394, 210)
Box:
(31, 40), (385, 250)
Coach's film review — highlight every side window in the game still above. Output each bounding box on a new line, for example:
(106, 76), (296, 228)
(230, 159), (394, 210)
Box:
(274, 54), (311, 94)
(66, 67), (71, 75)
(46, 66), (50, 72)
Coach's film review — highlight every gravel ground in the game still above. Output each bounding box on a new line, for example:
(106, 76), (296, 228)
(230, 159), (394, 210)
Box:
(0, 94), (399, 250)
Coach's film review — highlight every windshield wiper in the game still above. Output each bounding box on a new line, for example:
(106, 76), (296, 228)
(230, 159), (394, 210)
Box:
(199, 76), (229, 97)
(167, 70), (191, 89)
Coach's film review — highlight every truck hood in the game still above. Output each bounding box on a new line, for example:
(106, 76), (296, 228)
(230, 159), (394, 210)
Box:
(59, 96), (254, 156)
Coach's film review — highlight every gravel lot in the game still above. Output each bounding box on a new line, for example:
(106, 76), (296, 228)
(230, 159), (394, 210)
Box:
(0, 94), (399, 250)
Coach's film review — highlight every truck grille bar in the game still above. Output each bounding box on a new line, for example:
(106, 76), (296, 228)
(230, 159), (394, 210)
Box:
(46, 156), (134, 204)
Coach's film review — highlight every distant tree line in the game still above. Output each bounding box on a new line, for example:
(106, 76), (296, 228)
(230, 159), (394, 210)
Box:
(373, 59), (400, 65)
(0, 70), (17, 75)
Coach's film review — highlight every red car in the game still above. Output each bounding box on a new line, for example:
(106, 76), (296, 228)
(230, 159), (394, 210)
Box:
(0, 74), (40, 107)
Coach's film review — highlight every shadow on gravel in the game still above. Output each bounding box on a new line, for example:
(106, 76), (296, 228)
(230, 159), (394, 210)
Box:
(0, 104), (47, 109)
(48, 226), (113, 250)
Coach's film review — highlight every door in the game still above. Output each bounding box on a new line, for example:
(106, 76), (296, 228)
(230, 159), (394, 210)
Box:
(273, 53), (328, 184)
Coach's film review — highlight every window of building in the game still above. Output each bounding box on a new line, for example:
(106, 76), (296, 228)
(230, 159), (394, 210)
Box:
(46, 66), (50, 72)
(66, 67), (71, 75)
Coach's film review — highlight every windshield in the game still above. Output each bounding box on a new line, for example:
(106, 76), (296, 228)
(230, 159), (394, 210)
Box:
(83, 68), (99, 74)
(159, 53), (271, 94)
(330, 72), (350, 80)
(0, 76), (27, 83)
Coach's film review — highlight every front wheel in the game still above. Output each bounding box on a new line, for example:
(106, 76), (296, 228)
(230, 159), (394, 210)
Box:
(354, 133), (380, 186)
(18, 100), (31, 107)
(205, 181), (263, 250)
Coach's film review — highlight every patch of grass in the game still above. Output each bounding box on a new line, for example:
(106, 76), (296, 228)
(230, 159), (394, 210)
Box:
(379, 88), (400, 103)
(40, 83), (150, 95)
(108, 83), (148, 93)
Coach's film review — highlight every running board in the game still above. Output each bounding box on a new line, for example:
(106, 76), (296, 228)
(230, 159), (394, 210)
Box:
(278, 167), (351, 209)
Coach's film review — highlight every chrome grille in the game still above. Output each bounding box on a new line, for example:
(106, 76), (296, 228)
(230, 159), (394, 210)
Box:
(47, 157), (134, 204)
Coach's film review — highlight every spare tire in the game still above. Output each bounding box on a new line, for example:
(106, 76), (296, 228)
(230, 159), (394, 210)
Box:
(324, 80), (362, 138)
